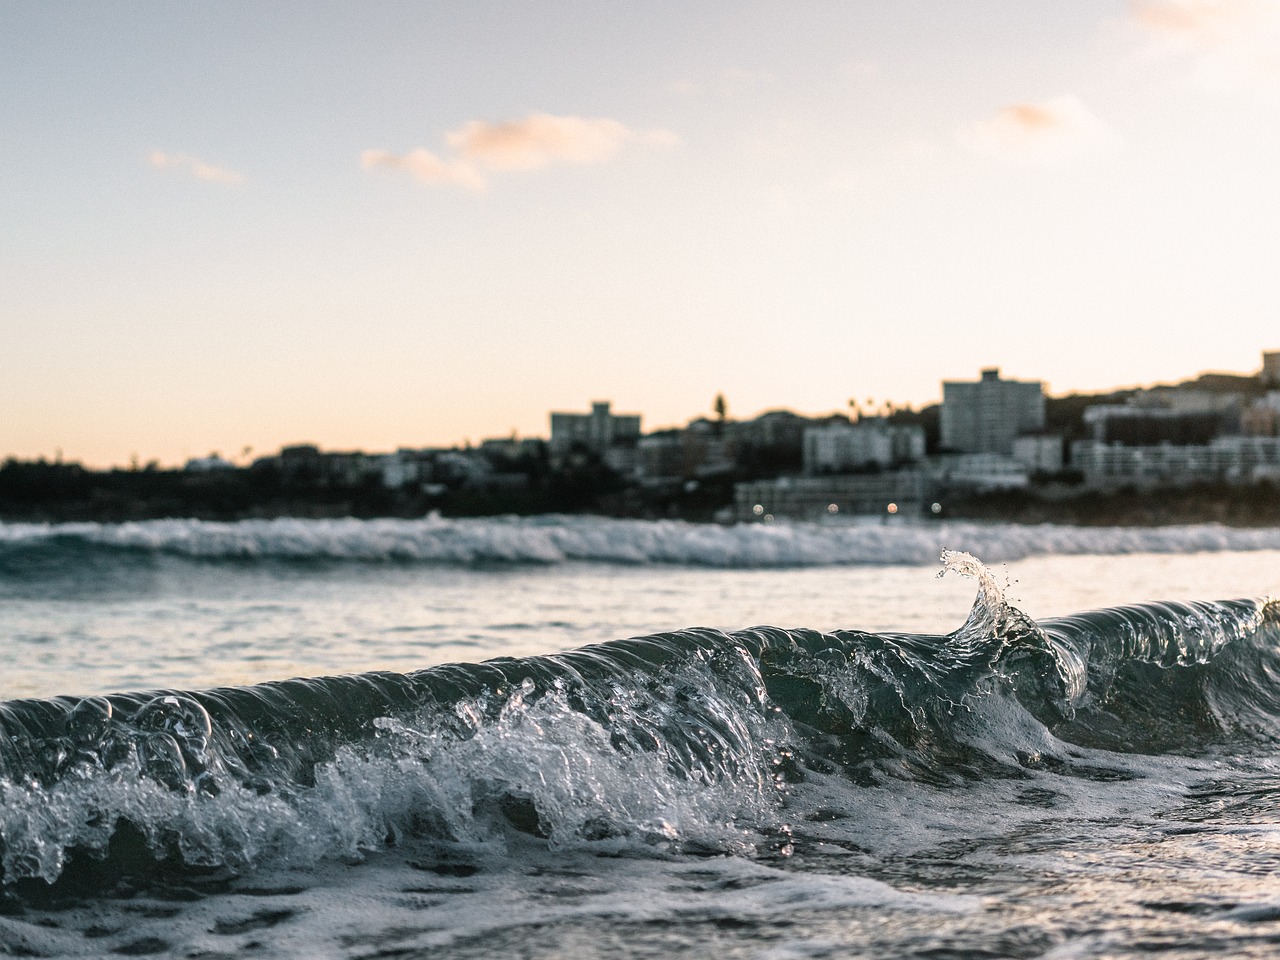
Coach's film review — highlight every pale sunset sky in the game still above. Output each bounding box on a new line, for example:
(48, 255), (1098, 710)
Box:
(3, 1), (1279, 466)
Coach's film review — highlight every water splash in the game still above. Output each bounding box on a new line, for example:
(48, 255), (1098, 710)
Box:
(3, 556), (1280, 887)
(937, 549), (1009, 634)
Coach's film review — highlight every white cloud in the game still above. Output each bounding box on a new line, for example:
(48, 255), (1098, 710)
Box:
(961, 96), (1116, 164)
(363, 113), (678, 190)
(360, 148), (486, 191)
(1130, 0), (1280, 90)
(446, 113), (674, 171)
(149, 151), (245, 185)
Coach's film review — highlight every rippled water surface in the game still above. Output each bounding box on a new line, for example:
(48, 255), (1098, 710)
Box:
(3, 516), (1280, 958)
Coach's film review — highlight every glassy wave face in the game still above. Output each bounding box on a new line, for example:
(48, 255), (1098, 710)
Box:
(3, 551), (1278, 897)
(6, 514), (1280, 567)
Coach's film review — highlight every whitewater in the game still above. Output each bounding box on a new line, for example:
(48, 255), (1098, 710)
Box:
(4, 515), (1280, 958)
(6, 514), (1280, 565)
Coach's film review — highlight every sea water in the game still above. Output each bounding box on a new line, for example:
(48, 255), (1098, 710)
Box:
(3, 516), (1280, 958)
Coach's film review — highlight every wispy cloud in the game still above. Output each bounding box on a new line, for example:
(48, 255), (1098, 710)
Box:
(1129, 0), (1280, 89)
(149, 150), (245, 185)
(446, 114), (675, 171)
(961, 96), (1116, 164)
(363, 113), (678, 191)
(359, 149), (486, 191)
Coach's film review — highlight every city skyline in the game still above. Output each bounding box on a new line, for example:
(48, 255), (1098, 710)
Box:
(13, 352), (1275, 471)
(5, 2), (1280, 467)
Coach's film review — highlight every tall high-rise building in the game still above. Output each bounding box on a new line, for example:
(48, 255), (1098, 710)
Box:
(940, 368), (1045, 455)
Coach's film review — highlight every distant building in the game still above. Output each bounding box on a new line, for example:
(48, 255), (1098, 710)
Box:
(940, 368), (1045, 455)
(935, 453), (1029, 492)
(1082, 405), (1224, 446)
(602, 445), (641, 478)
(802, 420), (925, 474)
(319, 451), (375, 486)
(1011, 434), (1064, 475)
(1263, 351), (1280, 388)
(378, 452), (418, 490)
(478, 436), (544, 460)
(1139, 387), (1241, 415)
(433, 450), (492, 488)
(262, 444), (320, 480)
(377, 448), (444, 489)
(184, 454), (235, 473)
(549, 401), (641, 457)
(680, 419), (736, 478)
(635, 431), (684, 483)
(723, 409), (846, 476)
(278, 443), (321, 464)
(1220, 436), (1280, 482)
(264, 444), (377, 486)
(1242, 393), (1280, 437)
(735, 469), (933, 521)
(1071, 436), (1280, 487)
(1082, 389), (1240, 447)
(726, 410), (827, 451)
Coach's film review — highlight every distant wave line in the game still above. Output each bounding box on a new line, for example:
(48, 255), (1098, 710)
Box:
(4, 516), (1280, 567)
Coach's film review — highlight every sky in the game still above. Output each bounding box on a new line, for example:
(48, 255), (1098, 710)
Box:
(3, 1), (1279, 467)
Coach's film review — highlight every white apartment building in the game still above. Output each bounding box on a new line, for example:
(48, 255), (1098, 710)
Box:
(802, 420), (925, 474)
(940, 368), (1045, 455)
(1011, 434), (1064, 474)
(937, 453), (1030, 492)
(1071, 436), (1280, 487)
(548, 401), (641, 457)
(1241, 392), (1280, 437)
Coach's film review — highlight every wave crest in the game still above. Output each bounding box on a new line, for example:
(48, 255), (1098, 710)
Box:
(3, 553), (1279, 886)
(7, 515), (1280, 567)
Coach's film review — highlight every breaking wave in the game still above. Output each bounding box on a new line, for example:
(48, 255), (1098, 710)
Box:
(4, 515), (1280, 567)
(3, 551), (1279, 889)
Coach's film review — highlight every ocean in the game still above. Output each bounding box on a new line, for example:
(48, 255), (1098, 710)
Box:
(4, 515), (1280, 958)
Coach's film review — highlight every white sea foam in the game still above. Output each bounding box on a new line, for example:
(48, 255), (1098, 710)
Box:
(5, 515), (1280, 567)
(0, 845), (978, 958)
(0, 670), (781, 885)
